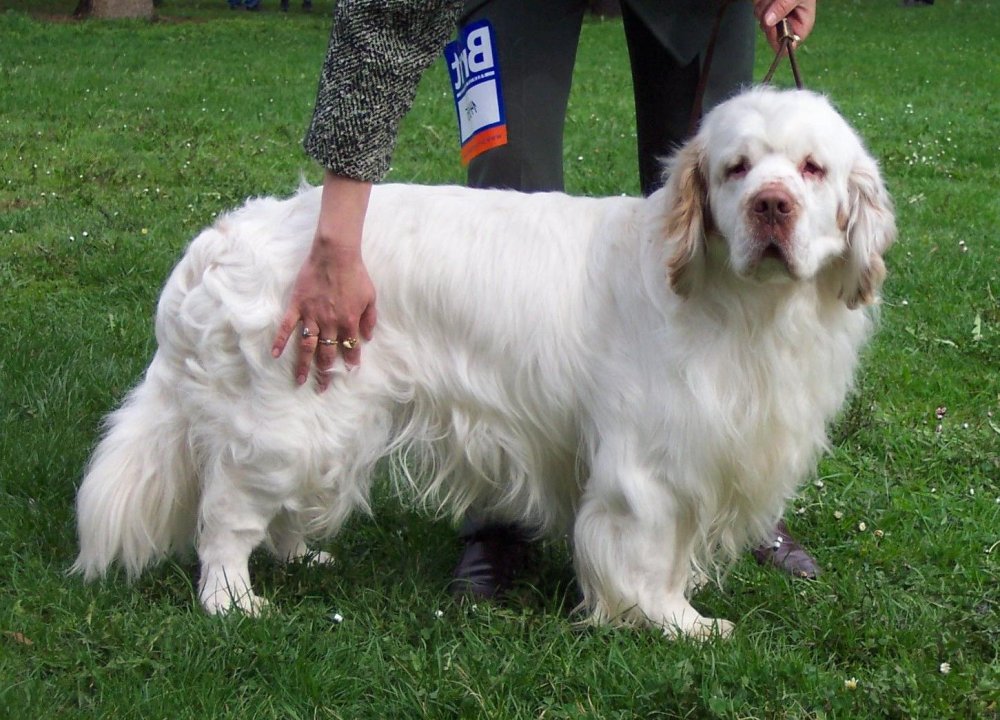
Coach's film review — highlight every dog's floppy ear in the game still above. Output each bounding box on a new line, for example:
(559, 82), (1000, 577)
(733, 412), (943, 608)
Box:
(839, 152), (896, 308)
(663, 137), (709, 297)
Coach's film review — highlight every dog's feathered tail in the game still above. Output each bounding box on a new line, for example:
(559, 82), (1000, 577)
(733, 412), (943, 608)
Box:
(71, 357), (197, 581)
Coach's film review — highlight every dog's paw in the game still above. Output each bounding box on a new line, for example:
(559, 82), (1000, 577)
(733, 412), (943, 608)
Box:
(275, 541), (335, 567)
(664, 616), (734, 640)
(698, 617), (734, 639)
(686, 570), (712, 594)
(303, 550), (335, 566)
(201, 587), (270, 617)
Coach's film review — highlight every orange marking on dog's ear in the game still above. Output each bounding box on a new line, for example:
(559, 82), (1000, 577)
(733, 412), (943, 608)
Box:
(840, 157), (896, 308)
(665, 140), (708, 297)
(837, 204), (849, 233)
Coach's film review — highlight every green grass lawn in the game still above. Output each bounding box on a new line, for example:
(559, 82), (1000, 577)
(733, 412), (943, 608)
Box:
(1, 1), (997, 718)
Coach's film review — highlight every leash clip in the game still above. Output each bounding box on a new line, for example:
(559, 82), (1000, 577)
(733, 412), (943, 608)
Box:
(763, 18), (805, 90)
(776, 19), (801, 46)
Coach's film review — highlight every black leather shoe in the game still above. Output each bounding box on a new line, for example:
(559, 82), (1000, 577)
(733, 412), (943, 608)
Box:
(450, 525), (528, 600)
(751, 520), (820, 579)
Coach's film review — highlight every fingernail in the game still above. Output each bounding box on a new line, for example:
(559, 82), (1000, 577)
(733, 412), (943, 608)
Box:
(272, 347), (281, 358)
(764, 11), (776, 25)
(296, 374), (306, 385)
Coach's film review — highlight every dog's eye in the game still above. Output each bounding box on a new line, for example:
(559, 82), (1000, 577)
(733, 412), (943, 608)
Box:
(801, 158), (826, 180)
(725, 159), (750, 179)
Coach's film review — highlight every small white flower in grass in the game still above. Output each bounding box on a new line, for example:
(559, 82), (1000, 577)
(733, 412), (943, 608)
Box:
(833, 511), (844, 520)
(434, 609), (444, 619)
(331, 612), (343, 624)
(939, 662), (951, 675)
(814, 479), (825, 489)
(844, 678), (858, 690)
(858, 522), (867, 532)
(874, 529), (884, 539)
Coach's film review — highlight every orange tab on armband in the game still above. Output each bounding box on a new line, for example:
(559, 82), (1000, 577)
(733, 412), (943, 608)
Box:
(460, 125), (508, 165)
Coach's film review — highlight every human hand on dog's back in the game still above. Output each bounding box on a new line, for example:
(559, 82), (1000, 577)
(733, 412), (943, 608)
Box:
(753, 0), (817, 51)
(273, 0), (462, 390)
(271, 172), (377, 392)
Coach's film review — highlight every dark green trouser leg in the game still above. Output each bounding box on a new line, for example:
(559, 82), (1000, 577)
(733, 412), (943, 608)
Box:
(621, 0), (754, 195)
(461, 0), (587, 192)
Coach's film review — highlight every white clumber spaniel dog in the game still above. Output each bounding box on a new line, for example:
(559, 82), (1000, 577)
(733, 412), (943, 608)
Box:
(74, 88), (895, 637)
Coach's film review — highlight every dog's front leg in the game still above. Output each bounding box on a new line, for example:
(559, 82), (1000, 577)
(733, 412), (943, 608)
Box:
(573, 459), (733, 638)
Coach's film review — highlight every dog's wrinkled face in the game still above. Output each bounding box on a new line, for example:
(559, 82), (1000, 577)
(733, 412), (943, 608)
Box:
(704, 90), (865, 282)
(665, 88), (895, 306)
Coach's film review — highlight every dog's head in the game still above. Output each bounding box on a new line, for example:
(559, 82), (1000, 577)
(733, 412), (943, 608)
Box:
(664, 88), (896, 308)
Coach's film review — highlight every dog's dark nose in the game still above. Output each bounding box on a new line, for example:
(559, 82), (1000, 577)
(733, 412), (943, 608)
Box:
(751, 188), (796, 226)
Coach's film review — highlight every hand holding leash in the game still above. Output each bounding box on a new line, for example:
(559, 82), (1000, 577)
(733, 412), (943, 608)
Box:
(690, 0), (814, 136)
(754, 0), (817, 53)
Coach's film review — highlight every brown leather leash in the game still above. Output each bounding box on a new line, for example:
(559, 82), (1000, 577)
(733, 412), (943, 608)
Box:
(688, 1), (805, 137)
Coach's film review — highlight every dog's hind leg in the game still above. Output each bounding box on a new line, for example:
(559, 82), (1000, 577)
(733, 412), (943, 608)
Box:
(573, 459), (734, 639)
(195, 458), (280, 615)
(267, 508), (334, 566)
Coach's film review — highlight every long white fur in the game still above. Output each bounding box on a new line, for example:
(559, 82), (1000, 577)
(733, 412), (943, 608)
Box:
(73, 88), (895, 636)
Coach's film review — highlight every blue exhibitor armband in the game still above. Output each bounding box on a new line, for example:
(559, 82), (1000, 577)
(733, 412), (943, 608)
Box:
(444, 19), (508, 165)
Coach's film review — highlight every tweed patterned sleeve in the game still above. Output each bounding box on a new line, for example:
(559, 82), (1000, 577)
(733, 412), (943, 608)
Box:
(304, 0), (463, 182)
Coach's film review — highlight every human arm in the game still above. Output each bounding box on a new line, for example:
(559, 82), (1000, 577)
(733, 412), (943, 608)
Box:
(274, 0), (463, 390)
(753, 0), (817, 52)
